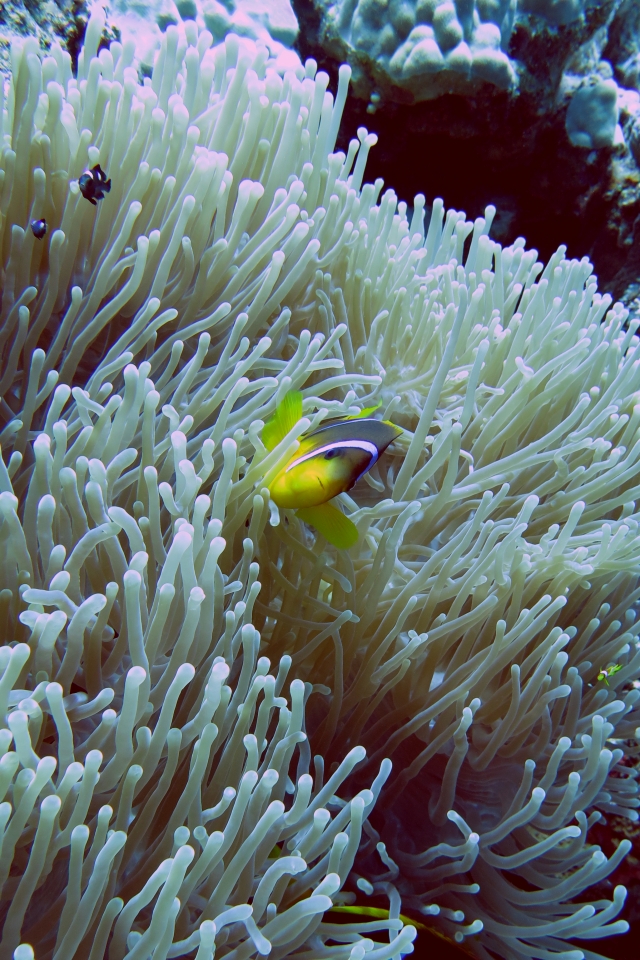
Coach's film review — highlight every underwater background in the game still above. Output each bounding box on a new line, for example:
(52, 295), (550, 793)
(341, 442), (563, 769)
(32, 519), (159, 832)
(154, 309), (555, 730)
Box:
(1, 2), (640, 959)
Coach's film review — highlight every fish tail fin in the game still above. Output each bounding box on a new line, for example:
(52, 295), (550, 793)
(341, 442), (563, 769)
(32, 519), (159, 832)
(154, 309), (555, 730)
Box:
(262, 389), (303, 450)
(296, 502), (359, 549)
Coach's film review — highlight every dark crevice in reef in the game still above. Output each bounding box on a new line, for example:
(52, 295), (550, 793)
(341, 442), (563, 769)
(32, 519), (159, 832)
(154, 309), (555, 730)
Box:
(335, 90), (618, 283)
(0, 2), (121, 78)
(292, 2), (640, 305)
(61, 0), (121, 76)
(61, 0), (90, 76)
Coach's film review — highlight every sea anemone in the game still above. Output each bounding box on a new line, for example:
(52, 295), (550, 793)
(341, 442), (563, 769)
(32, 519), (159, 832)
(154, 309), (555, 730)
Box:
(1, 7), (639, 960)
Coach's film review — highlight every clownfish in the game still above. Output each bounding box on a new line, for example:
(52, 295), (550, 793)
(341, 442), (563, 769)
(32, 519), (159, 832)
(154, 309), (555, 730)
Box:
(263, 390), (401, 549)
(30, 218), (47, 239)
(78, 164), (111, 206)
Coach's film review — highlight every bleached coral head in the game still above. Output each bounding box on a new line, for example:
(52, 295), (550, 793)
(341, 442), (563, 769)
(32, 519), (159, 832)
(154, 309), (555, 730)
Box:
(323, 0), (518, 99)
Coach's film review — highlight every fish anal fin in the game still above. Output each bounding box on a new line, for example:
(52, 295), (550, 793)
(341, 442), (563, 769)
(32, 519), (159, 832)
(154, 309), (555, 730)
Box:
(262, 389), (304, 450)
(296, 501), (359, 549)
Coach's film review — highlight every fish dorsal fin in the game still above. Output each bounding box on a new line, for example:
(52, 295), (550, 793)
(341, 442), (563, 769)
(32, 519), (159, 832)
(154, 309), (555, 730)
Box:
(262, 389), (303, 451)
(296, 502), (359, 550)
(347, 403), (381, 420)
(327, 906), (426, 931)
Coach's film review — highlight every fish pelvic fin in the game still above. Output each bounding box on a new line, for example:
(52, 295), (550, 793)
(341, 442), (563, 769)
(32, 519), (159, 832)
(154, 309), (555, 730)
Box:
(296, 501), (359, 549)
(262, 389), (303, 451)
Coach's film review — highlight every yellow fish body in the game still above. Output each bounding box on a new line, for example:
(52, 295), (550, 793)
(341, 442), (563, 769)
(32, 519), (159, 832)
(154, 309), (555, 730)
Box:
(269, 417), (401, 508)
(262, 391), (401, 549)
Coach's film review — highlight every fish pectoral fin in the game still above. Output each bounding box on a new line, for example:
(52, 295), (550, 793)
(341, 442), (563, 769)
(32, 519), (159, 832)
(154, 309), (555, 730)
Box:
(262, 389), (304, 450)
(296, 502), (359, 549)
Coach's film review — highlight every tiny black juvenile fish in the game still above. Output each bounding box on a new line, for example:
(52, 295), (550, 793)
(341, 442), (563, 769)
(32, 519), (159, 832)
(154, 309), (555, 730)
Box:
(30, 218), (47, 239)
(263, 390), (401, 548)
(78, 164), (111, 205)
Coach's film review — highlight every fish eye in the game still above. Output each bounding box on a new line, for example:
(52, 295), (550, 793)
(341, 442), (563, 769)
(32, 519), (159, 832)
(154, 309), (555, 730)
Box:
(324, 449), (340, 460)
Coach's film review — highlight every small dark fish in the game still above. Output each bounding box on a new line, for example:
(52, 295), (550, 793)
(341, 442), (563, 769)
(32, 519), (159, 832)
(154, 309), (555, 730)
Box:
(78, 164), (111, 206)
(30, 218), (47, 239)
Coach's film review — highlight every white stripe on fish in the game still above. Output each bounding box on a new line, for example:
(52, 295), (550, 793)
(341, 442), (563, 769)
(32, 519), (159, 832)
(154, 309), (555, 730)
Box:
(285, 439), (379, 473)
